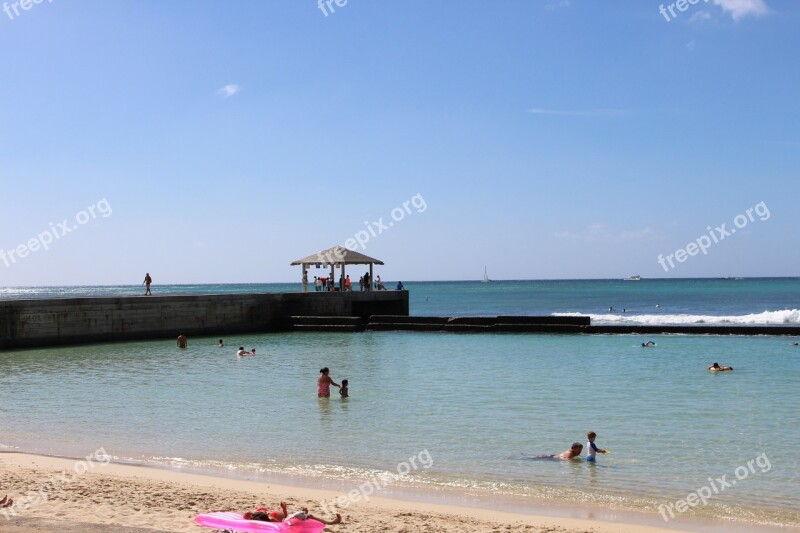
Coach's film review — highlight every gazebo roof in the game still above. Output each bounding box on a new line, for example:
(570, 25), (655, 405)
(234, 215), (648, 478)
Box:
(290, 246), (384, 266)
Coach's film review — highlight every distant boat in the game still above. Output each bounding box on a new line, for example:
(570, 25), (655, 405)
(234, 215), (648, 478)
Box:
(483, 266), (491, 283)
(624, 275), (641, 281)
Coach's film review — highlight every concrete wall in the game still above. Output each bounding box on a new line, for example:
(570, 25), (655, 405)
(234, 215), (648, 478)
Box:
(0, 291), (409, 349)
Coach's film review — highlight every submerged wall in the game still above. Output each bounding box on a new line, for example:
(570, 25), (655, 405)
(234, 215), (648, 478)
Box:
(0, 291), (409, 349)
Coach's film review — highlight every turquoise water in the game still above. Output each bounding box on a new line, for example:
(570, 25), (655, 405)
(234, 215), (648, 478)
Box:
(1, 280), (799, 527)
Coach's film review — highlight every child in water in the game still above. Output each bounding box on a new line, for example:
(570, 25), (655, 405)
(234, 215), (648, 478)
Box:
(586, 431), (608, 462)
(339, 379), (349, 398)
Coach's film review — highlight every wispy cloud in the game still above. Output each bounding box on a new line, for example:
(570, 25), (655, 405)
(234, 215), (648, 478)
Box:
(218, 84), (240, 98)
(712, 0), (769, 21)
(690, 10), (712, 22)
(527, 108), (629, 117)
(557, 224), (659, 242)
(545, 0), (572, 10)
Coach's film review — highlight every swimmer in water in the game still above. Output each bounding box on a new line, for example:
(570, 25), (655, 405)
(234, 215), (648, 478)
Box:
(708, 362), (733, 372)
(237, 346), (252, 356)
(641, 341), (656, 347)
(608, 307), (613, 312)
(528, 443), (583, 460)
(217, 339), (224, 347)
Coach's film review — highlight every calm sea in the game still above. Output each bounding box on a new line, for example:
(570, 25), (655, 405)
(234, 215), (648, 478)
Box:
(1, 279), (798, 528)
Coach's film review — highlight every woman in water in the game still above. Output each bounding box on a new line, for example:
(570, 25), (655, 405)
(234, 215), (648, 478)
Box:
(317, 367), (340, 398)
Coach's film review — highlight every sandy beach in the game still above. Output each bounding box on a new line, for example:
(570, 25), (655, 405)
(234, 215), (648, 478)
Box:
(0, 452), (698, 533)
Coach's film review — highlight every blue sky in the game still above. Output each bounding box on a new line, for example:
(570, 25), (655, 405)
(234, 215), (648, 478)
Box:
(0, 0), (797, 284)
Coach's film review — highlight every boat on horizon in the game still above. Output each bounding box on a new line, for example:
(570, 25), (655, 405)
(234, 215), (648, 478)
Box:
(624, 275), (641, 281)
(482, 266), (491, 283)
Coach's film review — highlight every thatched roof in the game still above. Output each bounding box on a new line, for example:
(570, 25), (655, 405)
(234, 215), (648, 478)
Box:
(290, 246), (384, 266)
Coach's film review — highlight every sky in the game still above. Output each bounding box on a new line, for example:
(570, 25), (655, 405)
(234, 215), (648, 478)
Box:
(0, 0), (798, 285)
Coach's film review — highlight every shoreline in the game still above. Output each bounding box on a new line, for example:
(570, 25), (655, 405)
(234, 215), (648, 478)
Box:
(1, 452), (794, 533)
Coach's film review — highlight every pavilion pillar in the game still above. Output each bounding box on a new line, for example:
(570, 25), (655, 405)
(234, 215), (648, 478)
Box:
(369, 263), (373, 292)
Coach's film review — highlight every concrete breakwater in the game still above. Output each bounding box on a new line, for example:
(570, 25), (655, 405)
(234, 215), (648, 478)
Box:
(0, 291), (409, 349)
(3, 294), (799, 350)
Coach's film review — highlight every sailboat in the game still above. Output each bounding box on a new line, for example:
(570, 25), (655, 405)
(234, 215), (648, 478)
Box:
(483, 266), (491, 283)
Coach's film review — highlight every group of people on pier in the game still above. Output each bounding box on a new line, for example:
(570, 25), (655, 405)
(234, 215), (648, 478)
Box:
(303, 271), (402, 293)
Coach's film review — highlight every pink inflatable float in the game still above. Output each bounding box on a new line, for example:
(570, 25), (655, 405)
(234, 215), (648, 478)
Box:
(195, 511), (326, 532)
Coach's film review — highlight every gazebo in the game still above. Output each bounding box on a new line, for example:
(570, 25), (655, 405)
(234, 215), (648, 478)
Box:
(291, 245), (384, 291)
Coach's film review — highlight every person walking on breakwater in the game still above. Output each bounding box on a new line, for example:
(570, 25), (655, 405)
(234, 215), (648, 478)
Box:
(177, 333), (188, 349)
(143, 273), (152, 295)
(318, 367), (340, 398)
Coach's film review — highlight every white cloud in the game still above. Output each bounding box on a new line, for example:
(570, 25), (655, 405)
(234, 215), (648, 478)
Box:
(527, 108), (629, 117)
(557, 224), (659, 242)
(218, 84), (240, 98)
(712, 0), (769, 21)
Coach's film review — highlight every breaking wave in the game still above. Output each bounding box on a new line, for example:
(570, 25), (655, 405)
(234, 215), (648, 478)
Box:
(553, 309), (800, 326)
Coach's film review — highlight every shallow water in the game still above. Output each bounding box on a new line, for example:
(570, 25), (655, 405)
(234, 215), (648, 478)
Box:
(1, 330), (798, 527)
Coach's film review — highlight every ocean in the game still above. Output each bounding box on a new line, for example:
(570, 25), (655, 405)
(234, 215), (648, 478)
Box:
(1, 278), (799, 528)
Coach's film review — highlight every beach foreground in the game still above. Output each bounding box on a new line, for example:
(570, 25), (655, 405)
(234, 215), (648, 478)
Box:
(0, 453), (692, 533)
